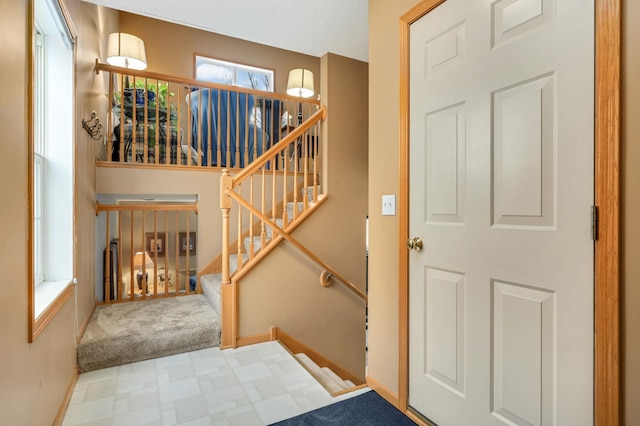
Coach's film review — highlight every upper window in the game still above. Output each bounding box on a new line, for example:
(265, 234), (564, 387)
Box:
(30, 0), (75, 341)
(195, 55), (274, 92)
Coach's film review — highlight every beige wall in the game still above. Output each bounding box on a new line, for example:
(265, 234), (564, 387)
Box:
(368, 0), (640, 420)
(367, 0), (411, 397)
(118, 12), (320, 96)
(622, 0), (640, 423)
(0, 0), (117, 424)
(238, 53), (369, 378)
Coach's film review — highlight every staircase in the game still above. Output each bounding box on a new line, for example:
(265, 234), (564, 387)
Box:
(294, 353), (356, 395)
(199, 189), (316, 317)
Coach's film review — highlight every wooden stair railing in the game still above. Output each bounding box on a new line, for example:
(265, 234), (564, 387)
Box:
(95, 62), (319, 170)
(95, 202), (198, 303)
(219, 106), (366, 347)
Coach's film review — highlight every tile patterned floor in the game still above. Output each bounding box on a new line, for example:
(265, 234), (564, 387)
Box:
(63, 341), (369, 425)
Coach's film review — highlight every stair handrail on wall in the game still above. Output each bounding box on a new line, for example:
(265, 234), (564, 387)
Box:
(219, 106), (367, 347)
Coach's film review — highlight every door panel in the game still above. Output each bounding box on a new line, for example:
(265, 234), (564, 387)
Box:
(408, 0), (594, 425)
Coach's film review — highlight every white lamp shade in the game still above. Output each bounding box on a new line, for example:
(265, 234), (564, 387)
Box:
(106, 32), (147, 70)
(286, 69), (314, 98)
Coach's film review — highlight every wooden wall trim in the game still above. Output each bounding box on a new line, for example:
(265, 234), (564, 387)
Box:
(595, 0), (621, 424)
(77, 304), (95, 344)
(398, 0), (620, 424)
(398, 0), (446, 414)
(31, 283), (75, 342)
(366, 374), (400, 409)
(236, 332), (272, 347)
(53, 367), (79, 426)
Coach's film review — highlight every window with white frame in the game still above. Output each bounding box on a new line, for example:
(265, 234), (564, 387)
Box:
(195, 55), (274, 92)
(31, 0), (74, 323)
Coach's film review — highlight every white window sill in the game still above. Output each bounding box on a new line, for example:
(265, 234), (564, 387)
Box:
(35, 279), (72, 318)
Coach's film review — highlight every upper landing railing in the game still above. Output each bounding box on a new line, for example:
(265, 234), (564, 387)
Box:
(95, 62), (319, 170)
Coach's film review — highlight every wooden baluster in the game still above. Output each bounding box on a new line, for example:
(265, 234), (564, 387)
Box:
(252, 99), (258, 166)
(282, 145), (288, 228)
(197, 86), (203, 167)
(143, 78), (149, 164)
(221, 170), (232, 287)
(293, 133), (299, 220)
(107, 73), (113, 163)
(226, 93), (231, 168)
(132, 76), (138, 164)
(259, 97), (263, 161)
(141, 209), (146, 299)
(185, 211), (190, 294)
(268, 98), (274, 155)
(272, 157), (277, 224)
(155, 79), (161, 165)
(237, 183), (243, 270)
(174, 212), (180, 293)
(187, 85), (193, 166)
(235, 92), (241, 168)
(261, 165), (267, 250)
(177, 83), (183, 166)
(118, 211), (123, 301)
(207, 88), (212, 168)
(313, 122), (319, 203)
(216, 90), (222, 167)
(129, 210), (135, 301)
(249, 178), (254, 258)
(119, 76), (125, 162)
(105, 212), (111, 303)
(145, 210), (158, 297)
(303, 127), (309, 211)
(244, 94), (249, 168)
(164, 210), (169, 297)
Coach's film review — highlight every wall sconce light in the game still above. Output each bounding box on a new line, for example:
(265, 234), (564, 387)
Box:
(286, 68), (315, 99)
(106, 32), (148, 70)
(286, 69), (315, 125)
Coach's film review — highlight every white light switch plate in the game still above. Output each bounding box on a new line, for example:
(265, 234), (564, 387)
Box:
(382, 195), (396, 216)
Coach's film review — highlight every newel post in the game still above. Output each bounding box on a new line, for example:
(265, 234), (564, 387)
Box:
(221, 169), (232, 286)
(220, 169), (235, 348)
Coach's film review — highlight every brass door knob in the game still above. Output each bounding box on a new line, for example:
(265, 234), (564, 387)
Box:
(407, 237), (423, 252)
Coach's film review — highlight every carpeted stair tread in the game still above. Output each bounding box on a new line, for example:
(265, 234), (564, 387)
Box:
(286, 201), (305, 220)
(244, 218), (285, 254)
(321, 367), (351, 391)
(77, 295), (220, 373)
(304, 185), (321, 203)
(200, 273), (222, 315)
(294, 353), (350, 394)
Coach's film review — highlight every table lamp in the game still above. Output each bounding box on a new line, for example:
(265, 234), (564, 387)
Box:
(133, 251), (154, 291)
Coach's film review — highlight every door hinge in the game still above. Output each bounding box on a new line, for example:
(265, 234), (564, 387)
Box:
(591, 205), (599, 241)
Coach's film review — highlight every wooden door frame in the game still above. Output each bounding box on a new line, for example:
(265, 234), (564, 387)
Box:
(398, 1), (620, 424)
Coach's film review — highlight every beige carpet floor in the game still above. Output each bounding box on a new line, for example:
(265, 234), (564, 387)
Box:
(77, 294), (221, 373)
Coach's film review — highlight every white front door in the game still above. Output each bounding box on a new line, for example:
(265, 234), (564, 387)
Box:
(408, 1), (594, 425)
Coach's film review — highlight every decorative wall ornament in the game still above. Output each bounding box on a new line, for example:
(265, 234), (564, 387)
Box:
(82, 111), (102, 140)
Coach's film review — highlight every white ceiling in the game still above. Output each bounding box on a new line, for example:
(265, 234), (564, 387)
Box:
(82, 0), (369, 62)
